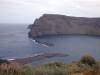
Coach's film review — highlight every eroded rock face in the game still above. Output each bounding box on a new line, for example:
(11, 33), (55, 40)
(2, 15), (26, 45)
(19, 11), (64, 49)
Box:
(29, 14), (100, 37)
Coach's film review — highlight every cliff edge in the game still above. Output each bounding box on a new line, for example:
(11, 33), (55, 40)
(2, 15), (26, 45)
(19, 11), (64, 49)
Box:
(29, 14), (100, 37)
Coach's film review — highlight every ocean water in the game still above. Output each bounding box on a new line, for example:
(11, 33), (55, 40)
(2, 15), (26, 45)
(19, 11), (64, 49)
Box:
(0, 24), (100, 65)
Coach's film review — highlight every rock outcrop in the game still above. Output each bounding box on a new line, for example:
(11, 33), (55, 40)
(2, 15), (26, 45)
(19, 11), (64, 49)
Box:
(29, 14), (100, 37)
(10, 52), (69, 64)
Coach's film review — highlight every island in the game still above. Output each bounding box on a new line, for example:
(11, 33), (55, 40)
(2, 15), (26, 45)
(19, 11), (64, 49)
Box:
(28, 14), (100, 38)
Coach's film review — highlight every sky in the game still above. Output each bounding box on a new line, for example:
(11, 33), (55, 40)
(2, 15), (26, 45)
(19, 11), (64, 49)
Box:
(0, 0), (100, 24)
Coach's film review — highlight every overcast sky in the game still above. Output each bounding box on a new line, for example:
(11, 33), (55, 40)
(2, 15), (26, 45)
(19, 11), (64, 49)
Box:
(0, 0), (100, 24)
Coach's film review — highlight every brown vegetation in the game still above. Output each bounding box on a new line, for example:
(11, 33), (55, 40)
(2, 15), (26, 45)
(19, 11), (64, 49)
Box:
(0, 55), (100, 75)
(80, 55), (96, 66)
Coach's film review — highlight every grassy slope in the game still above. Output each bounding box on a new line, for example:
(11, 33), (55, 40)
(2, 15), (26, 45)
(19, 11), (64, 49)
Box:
(0, 55), (100, 75)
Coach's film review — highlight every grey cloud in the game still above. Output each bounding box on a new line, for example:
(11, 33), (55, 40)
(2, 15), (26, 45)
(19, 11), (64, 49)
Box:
(0, 0), (100, 24)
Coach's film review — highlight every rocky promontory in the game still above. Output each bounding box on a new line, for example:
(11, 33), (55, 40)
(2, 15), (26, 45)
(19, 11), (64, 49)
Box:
(29, 14), (100, 37)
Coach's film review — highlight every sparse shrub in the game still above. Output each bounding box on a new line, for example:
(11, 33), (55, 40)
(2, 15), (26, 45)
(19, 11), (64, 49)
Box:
(44, 62), (65, 67)
(32, 62), (69, 75)
(80, 55), (96, 66)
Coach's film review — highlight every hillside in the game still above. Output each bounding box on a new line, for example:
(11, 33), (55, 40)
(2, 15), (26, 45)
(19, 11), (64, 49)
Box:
(29, 14), (100, 37)
(0, 55), (100, 75)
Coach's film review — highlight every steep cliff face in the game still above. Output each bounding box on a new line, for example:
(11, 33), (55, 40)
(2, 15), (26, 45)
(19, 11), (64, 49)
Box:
(29, 14), (100, 37)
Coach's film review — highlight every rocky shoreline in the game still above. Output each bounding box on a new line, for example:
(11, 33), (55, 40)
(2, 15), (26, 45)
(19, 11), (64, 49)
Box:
(8, 52), (69, 64)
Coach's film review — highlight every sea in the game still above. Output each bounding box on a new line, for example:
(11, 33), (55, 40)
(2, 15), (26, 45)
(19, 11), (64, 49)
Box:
(0, 24), (100, 65)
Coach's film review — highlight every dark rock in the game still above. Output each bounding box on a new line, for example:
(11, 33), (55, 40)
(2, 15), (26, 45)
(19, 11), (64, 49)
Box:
(0, 59), (9, 64)
(29, 14), (100, 37)
(11, 52), (69, 64)
(27, 24), (33, 29)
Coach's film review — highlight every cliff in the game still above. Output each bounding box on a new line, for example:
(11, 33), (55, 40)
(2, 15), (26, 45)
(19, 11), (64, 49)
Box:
(29, 14), (100, 37)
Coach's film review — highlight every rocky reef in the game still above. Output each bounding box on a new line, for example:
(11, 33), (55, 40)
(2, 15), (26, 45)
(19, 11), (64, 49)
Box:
(29, 14), (100, 37)
(10, 52), (69, 64)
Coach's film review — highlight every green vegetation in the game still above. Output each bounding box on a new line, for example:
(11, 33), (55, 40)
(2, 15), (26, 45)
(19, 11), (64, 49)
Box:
(80, 54), (96, 66)
(0, 59), (9, 64)
(0, 55), (100, 75)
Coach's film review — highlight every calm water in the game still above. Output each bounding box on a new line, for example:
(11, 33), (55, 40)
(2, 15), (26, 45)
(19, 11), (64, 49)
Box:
(0, 24), (100, 65)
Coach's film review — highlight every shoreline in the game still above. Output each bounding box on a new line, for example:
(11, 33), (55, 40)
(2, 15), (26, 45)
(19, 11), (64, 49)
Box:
(8, 52), (69, 64)
(29, 34), (100, 39)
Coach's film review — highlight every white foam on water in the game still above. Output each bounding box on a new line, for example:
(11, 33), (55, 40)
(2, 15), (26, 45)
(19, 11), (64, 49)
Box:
(41, 44), (49, 47)
(31, 39), (38, 44)
(7, 58), (15, 61)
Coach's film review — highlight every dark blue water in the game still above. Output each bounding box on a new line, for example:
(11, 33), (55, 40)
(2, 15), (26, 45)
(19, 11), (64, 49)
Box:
(0, 24), (100, 65)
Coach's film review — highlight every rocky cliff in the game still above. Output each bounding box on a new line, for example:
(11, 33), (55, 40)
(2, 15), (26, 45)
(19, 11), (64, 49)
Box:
(29, 14), (100, 37)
